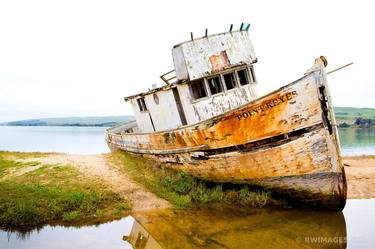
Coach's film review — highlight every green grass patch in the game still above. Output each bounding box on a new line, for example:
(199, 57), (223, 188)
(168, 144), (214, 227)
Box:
(0, 153), (131, 228)
(0, 181), (124, 227)
(0, 153), (41, 177)
(110, 151), (273, 209)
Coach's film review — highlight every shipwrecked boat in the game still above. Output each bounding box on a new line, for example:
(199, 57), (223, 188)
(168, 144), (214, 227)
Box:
(106, 24), (347, 210)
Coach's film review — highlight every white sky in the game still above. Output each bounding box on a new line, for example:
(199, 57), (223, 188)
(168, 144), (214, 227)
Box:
(0, 0), (374, 122)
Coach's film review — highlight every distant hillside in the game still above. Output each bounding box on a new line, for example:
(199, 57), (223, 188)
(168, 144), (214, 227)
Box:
(334, 107), (375, 128)
(3, 116), (134, 127)
(2, 107), (374, 128)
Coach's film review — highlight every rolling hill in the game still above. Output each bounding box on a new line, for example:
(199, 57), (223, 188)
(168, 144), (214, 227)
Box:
(2, 116), (134, 127)
(334, 107), (375, 128)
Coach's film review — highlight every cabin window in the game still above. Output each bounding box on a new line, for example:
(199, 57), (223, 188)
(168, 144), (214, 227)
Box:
(237, 69), (249, 86)
(249, 66), (256, 83)
(190, 80), (207, 100)
(136, 98), (147, 111)
(207, 76), (223, 95)
(223, 72), (237, 90)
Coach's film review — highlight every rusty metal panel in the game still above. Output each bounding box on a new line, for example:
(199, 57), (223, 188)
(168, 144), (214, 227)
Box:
(172, 31), (257, 81)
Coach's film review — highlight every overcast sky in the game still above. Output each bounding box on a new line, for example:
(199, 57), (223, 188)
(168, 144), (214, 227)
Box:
(0, 0), (374, 122)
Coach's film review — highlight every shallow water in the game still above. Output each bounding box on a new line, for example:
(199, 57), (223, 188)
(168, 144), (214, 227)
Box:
(1, 126), (374, 156)
(1, 199), (374, 249)
(0, 126), (110, 154)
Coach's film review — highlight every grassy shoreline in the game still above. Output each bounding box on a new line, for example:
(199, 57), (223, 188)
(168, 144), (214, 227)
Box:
(109, 151), (280, 209)
(0, 151), (131, 229)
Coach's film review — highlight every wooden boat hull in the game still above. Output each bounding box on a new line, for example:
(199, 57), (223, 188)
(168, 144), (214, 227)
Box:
(106, 60), (347, 210)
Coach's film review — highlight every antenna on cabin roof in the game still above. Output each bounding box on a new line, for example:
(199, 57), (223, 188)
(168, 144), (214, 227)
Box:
(229, 24), (233, 32)
(240, 23), (250, 31)
(327, 62), (354, 75)
(190, 32), (194, 41)
(205, 28), (208, 37)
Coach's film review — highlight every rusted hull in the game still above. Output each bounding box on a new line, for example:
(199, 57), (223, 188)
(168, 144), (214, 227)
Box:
(106, 62), (347, 210)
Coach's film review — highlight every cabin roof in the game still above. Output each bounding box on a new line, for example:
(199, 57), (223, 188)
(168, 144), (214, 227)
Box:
(124, 83), (176, 101)
(172, 29), (245, 48)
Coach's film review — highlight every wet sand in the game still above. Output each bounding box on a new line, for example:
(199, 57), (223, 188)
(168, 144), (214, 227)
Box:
(343, 156), (375, 199)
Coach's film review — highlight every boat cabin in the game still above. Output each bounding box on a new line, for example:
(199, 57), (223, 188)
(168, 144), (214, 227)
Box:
(124, 25), (259, 133)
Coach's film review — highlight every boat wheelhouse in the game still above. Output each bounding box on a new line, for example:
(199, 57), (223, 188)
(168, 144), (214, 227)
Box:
(122, 27), (258, 133)
(106, 24), (347, 210)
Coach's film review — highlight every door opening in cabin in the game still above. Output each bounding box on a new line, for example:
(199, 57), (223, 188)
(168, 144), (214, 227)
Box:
(172, 87), (188, 126)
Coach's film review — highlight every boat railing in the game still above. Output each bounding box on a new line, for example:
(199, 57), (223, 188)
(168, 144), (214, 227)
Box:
(106, 120), (137, 134)
(160, 69), (177, 85)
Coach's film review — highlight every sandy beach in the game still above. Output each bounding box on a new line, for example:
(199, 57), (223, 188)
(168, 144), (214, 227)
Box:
(343, 156), (375, 199)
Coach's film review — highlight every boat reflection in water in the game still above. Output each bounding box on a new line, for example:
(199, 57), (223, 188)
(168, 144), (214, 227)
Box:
(123, 207), (346, 249)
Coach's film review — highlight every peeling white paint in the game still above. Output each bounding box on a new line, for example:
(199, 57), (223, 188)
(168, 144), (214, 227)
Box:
(172, 31), (256, 81)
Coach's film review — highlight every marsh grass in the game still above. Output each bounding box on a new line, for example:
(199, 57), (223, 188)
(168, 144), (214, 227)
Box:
(110, 151), (273, 209)
(0, 152), (130, 228)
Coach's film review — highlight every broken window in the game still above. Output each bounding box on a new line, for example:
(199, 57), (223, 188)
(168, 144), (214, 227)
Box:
(223, 72), (237, 90)
(249, 66), (256, 83)
(207, 76), (223, 95)
(136, 97), (147, 111)
(237, 69), (249, 86)
(190, 80), (207, 100)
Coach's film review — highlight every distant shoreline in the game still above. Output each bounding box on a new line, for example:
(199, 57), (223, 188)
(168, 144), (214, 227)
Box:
(0, 115), (135, 128)
(0, 124), (114, 127)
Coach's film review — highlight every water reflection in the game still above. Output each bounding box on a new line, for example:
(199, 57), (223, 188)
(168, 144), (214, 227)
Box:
(123, 207), (346, 249)
(338, 128), (375, 156)
(1, 206), (346, 249)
